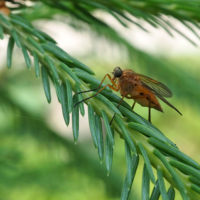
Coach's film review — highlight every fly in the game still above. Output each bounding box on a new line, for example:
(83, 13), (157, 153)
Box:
(75, 67), (182, 124)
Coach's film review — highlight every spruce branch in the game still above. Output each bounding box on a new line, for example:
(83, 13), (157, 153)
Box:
(6, 1), (200, 110)
(1, 1), (200, 199)
(9, 0), (200, 46)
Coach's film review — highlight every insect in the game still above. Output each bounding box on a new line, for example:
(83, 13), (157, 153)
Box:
(75, 67), (182, 124)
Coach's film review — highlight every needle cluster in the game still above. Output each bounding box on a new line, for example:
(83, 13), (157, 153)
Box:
(1, 1), (200, 200)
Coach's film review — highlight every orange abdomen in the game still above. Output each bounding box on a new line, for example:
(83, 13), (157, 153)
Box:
(132, 86), (163, 112)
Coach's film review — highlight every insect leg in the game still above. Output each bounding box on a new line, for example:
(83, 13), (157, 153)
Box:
(148, 96), (152, 123)
(132, 101), (136, 110)
(75, 74), (117, 95)
(74, 84), (119, 107)
(126, 94), (152, 123)
(109, 93), (127, 125)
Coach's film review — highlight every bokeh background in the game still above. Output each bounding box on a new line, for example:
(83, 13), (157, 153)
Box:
(0, 11), (200, 200)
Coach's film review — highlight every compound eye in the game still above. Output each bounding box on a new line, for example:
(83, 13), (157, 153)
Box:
(114, 68), (122, 77)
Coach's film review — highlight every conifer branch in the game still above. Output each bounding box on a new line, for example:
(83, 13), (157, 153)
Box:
(1, 1), (200, 199)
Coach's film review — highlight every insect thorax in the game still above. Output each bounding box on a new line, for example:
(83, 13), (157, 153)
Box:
(118, 76), (136, 96)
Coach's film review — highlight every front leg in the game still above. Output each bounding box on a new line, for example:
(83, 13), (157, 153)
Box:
(75, 73), (118, 95)
(74, 83), (119, 107)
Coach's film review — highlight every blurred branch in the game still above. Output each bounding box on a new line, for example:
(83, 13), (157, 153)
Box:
(8, 0), (200, 45)
(0, 84), (123, 198)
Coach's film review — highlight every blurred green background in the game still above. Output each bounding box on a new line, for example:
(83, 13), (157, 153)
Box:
(1, 19), (200, 200)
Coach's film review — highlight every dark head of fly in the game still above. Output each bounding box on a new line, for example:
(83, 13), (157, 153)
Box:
(113, 67), (123, 78)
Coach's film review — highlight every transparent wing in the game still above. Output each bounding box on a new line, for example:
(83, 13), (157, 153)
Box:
(156, 94), (182, 115)
(136, 74), (173, 98)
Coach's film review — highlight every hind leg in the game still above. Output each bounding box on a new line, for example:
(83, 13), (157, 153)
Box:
(132, 101), (136, 110)
(126, 95), (152, 123)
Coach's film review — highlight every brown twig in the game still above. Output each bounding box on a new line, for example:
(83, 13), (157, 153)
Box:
(0, 0), (10, 15)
